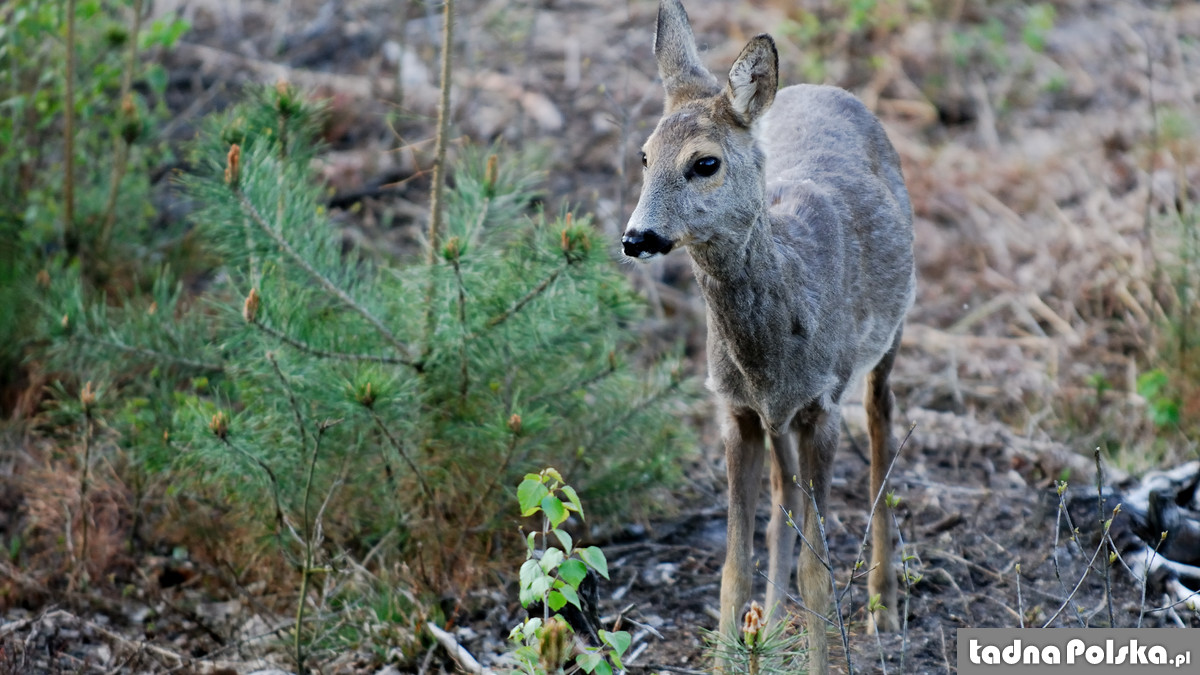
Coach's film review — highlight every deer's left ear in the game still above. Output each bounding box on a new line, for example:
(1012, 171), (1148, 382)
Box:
(726, 34), (778, 126)
(655, 0), (723, 112)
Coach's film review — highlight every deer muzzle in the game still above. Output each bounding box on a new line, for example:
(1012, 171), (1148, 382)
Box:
(621, 229), (674, 259)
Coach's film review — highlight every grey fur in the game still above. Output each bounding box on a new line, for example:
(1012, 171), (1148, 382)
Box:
(622, 1), (916, 671)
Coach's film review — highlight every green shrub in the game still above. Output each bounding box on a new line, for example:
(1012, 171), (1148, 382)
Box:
(0, 0), (189, 386)
(46, 85), (696, 602)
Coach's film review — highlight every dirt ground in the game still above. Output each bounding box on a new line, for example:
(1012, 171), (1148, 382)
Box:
(4, 0), (1200, 672)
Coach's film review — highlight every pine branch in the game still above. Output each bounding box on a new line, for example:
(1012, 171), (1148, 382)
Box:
(250, 316), (416, 367)
(368, 409), (436, 512)
(451, 256), (469, 406)
(220, 434), (303, 548)
(528, 360), (617, 407)
(293, 418), (340, 675)
(98, 142), (131, 258)
(565, 374), (684, 478)
(445, 190), (490, 404)
(75, 334), (224, 372)
(234, 190), (420, 367)
(464, 424), (520, 532)
(267, 352), (309, 454)
(482, 262), (568, 331)
(243, 213), (261, 288)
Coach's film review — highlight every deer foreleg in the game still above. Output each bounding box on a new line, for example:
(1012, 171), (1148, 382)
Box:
(718, 409), (766, 655)
(765, 430), (802, 625)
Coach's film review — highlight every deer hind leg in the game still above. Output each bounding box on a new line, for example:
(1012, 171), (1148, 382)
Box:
(764, 429), (802, 626)
(866, 329), (902, 634)
(795, 407), (839, 674)
(718, 407), (766, 652)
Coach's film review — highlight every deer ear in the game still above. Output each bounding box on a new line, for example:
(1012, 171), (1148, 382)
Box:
(655, 0), (721, 112)
(726, 34), (778, 126)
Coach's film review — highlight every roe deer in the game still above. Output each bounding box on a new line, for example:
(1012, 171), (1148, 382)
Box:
(621, 1), (915, 670)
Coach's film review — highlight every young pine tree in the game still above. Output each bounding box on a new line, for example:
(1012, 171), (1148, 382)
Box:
(47, 84), (695, 598)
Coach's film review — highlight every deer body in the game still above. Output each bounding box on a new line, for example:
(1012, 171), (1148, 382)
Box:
(622, 3), (915, 671)
(700, 84), (914, 428)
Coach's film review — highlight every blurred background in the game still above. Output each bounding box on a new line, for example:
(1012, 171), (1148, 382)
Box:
(2, 0), (1199, 672)
(149, 0), (1200, 456)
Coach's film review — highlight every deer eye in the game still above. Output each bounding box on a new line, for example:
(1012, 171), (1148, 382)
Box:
(640, 151), (648, 168)
(693, 156), (720, 178)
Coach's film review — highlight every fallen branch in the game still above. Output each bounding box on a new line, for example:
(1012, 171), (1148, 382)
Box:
(427, 623), (494, 675)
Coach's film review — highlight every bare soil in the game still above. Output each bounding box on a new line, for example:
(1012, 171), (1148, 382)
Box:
(4, 0), (1200, 673)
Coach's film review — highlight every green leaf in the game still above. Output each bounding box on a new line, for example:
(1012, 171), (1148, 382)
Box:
(595, 659), (613, 675)
(144, 64), (168, 96)
(547, 589), (567, 611)
(1137, 369), (1169, 399)
(518, 479), (549, 516)
(558, 558), (588, 588)
(558, 584), (581, 610)
(518, 559), (543, 606)
(539, 547), (565, 574)
(867, 593), (885, 611)
(529, 575), (551, 599)
(519, 558), (541, 590)
(525, 617), (542, 640)
(579, 546), (609, 579)
(541, 494), (568, 527)
(512, 644), (539, 667)
(576, 652), (601, 674)
(552, 528), (573, 555)
(1150, 398), (1180, 428)
(600, 629), (631, 657)
(560, 484), (584, 518)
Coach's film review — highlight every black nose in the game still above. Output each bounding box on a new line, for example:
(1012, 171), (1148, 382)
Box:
(622, 230), (673, 258)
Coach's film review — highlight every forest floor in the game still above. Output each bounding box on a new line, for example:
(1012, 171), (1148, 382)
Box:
(3, 0), (1200, 672)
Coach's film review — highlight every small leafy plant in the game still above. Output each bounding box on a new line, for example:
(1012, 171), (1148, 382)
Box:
(509, 468), (631, 675)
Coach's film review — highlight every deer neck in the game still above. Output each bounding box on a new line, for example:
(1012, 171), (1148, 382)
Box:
(689, 209), (814, 349)
(689, 209), (817, 422)
(689, 210), (781, 299)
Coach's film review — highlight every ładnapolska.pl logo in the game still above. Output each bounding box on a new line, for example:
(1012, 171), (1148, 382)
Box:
(958, 629), (1200, 673)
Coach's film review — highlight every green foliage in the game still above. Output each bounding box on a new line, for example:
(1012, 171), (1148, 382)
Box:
(509, 469), (630, 675)
(46, 85), (695, 602)
(1021, 4), (1056, 53)
(0, 0), (188, 248)
(1144, 181), (1200, 446)
(951, 17), (1009, 70)
(948, 3), (1057, 73)
(1136, 369), (1180, 429)
(776, 0), (929, 85)
(515, 469), (608, 613)
(0, 0), (189, 385)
